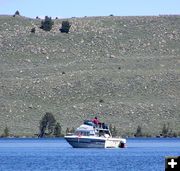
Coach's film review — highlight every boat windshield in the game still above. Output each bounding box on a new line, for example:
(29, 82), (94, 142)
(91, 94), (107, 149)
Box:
(75, 130), (94, 136)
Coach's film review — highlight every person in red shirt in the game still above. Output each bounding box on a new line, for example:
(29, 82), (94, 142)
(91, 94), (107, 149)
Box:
(92, 117), (100, 126)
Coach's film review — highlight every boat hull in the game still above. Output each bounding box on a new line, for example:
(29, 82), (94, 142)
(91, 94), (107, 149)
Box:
(105, 138), (122, 148)
(65, 136), (126, 148)
(65, 136), (106, 148)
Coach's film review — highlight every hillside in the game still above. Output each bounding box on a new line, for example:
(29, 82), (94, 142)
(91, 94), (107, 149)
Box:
(0, 15), (180, 136)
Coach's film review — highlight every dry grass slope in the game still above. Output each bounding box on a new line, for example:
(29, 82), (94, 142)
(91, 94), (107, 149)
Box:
(0, 15), (180, 136)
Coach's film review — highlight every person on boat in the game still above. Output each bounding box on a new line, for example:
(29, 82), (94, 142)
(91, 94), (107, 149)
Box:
(92, 117), (101, 127)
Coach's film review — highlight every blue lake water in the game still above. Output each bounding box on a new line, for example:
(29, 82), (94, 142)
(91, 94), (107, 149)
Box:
(0, 138), (179, 171)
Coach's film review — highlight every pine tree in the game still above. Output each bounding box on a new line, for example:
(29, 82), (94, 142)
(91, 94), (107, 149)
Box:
(3, 127), (9, 137)
(40, 16), (54, 31)
(135, 125), (142, 137)
(39, 112), (56, 137)
(70, 127), (75, 133)
(112, 126), (117, 137)
(54, 122), (62, 137)
(13, 10), (20, 17)
(162, 123), (169, 136)
(109, 124), (117, 137)
(60, 21), (71, 33)
(31, 27), (36, 33)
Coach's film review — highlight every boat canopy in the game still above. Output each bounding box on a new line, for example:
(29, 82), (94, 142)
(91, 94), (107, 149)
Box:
(83, 120), (95, 127)
(76, 124), (94, 131)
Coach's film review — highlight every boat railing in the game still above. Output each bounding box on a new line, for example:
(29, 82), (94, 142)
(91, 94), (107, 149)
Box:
(95, 123), (109, 129)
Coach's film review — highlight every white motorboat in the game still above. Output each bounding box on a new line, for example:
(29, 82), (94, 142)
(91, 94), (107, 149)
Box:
(64, 120), (126, 148)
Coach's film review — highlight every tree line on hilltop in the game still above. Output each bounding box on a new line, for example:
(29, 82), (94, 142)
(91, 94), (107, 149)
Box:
(13, 10), (71, 33)
(39, 16), (71, 33)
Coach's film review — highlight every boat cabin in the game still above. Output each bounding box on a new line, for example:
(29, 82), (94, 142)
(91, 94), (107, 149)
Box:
(74, 120), (112, 137)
